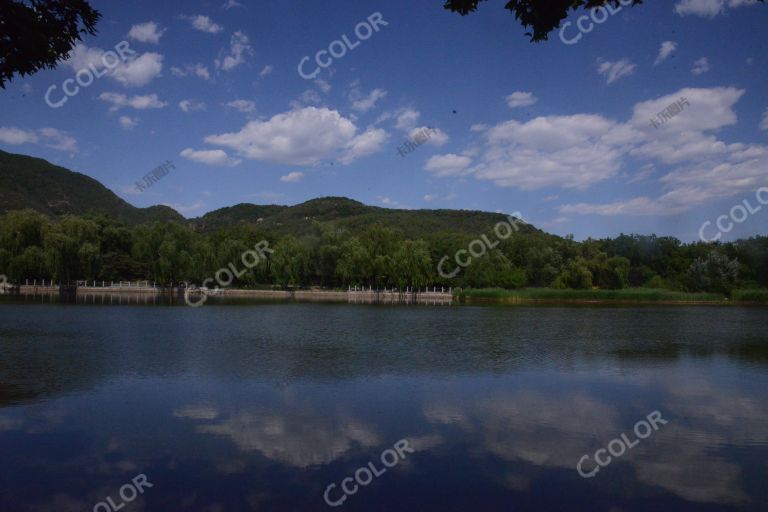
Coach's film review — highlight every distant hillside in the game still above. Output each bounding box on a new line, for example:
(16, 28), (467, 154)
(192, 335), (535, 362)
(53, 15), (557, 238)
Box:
(0, 150), (184, 224)
(0, 149), (540, 240)
(193, 197), (540, 239)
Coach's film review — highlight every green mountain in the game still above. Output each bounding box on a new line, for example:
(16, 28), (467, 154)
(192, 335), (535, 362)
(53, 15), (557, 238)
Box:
(192, 197), (537, 239)
(0, 149), (540, 240)
(0, 150), (184, 224)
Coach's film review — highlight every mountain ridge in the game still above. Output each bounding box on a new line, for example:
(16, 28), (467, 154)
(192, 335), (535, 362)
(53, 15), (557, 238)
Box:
(0, 149), (540, 240)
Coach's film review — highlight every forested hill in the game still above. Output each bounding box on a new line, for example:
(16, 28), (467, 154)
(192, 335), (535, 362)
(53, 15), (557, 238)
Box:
(0, 149), (540, 240)
(192, 197), (539, 239)
(0, 150), (183, 224)
(1, 151), (766, 294)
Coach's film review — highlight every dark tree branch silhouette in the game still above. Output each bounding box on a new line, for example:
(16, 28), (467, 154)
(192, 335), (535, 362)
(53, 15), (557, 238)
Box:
(0, 0), (101, 88)
(444, 0), (764, 42)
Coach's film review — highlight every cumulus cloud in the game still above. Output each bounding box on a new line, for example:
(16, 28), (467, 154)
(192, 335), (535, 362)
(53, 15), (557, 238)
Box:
(428, 86), (765, 217)
(351, 87), (388, 113)
(761, 109), (768, 131)
(551, 87), (768, 216)
(0, 126), (78, 153)
(0, 126), (38, 145)
(127, 21), (165, 44)
(424, 154), (473, 177)
(111, 52), (164, 86)
(187, 15), (223, 33)
(654, 41), (678, 65)
(259, 65), (273, 77)
(63, 44), (163, 87)
(473, 114), (625, 189)
(99, 92), (167, 111)
(38, 129), (78, 152)
(180, 148), (241, 166)
(596, 58), (636, 84)
(280, 171), (304, 183)
(505, 91), (538, 108)
(674, 0), (759, 17)
(395, 108), (420, 131)
(691, 57), (711, 75)
(203, 107), (388, 166)
(118, 116), (139, 130)
(408, 126), (449, 146)
(216, 31), (252, 71)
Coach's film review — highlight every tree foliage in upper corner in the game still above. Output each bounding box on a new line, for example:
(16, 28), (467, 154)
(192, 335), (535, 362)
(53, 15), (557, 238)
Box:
(0, 0), (101, 89)
(445, 0), (767, 41)
(444, 0), (643, 41)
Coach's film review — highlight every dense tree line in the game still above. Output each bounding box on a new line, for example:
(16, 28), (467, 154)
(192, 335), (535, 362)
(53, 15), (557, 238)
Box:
(1, 209), (766, 295)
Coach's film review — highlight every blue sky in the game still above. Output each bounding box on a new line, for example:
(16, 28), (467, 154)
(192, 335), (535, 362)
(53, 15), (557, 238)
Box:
(1, 0), (767, 241)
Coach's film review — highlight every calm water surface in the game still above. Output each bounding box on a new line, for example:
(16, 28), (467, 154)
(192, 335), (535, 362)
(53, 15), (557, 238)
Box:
(0, 300), (767, 511)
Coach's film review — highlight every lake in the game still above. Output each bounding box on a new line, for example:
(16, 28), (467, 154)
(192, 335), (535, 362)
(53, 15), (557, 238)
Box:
(1, 301), (767, 511)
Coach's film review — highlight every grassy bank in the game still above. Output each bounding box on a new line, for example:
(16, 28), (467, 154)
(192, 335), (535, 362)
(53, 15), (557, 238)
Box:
(456, 287), (728, 304)
(731, 289), (768, 303)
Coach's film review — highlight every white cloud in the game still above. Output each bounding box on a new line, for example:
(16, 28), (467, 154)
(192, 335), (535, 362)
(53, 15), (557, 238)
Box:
(541, 87), (768, 216)
(654, 41), (678, 65)
(675, 0), (725, 17)
(339, 128), (389, 165)
(505, 91), (538, 108)
(188, 15), (223, 33)
(63, 44), (163, 87)
(259, 65), (273, 77)
(692, 57), (711, 75)
(179, 100), (206, 112)
(216, 31), (252, 71)
(560, 197), (687, 216)
(596, 58), (636, 84)
(226, 99), (256, 113)
(315, 78), (331, 94)
(127, 22), (165, 44)
(424, 154), (473, 177)
(204, 107), (387, 166)
(395, 108), (420, 131)
(222, 0), (243, 8)
(171, 63), (211, 80)
(674, 0), (758, 17)
(0, 126), (38, 145)
(118, 116), (139, 130)
(629, 87), (743, 135)
(180, 148), (241, 166)
(0, 127), (77, 153)
(38, 128), (78, 153)
(408, 126), (449, 147)
(473, 114), (624, 189)
(350, 87), (387, 112)
(99, 93), (167, 111)
(761, 109), (768, 131)
(280, 171), (304, 183)
(433, 86), (762, 210)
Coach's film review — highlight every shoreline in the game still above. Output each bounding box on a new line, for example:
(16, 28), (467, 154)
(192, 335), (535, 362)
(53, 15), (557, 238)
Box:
(3, 285), (767, 306)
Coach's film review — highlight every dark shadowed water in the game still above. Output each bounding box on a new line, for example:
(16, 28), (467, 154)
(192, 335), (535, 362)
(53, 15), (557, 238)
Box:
(1, 300), (767, 511)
